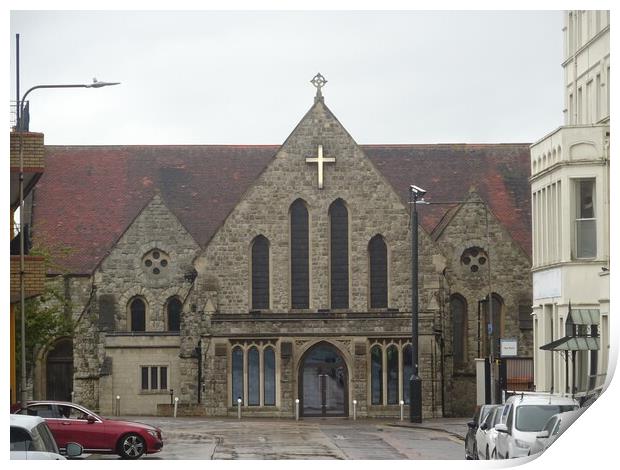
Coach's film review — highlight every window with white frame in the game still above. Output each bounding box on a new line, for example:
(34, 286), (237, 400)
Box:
(574, 179), (597, 259)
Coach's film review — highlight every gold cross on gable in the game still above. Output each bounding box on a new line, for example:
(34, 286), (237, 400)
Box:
(305, 144), (335, 189)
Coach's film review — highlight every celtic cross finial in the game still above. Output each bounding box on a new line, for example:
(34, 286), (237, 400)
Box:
(310, 73), (327, 101)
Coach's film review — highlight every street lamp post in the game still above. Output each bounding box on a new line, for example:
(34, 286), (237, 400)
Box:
(14, 73), (119, 405)
(409, 184), (426, 423)
(17, 79), (120, 131)
(411, 196), (495, 406)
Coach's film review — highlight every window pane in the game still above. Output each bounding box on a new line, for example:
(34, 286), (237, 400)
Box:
(386, 346), (399, 404)
(252, 236), (270, 310)
(576, 219), (597, 258)
(402, 345), (412, 405)
(160, 366), (168, 390)
(330, 200), (349, 309)
(248, 347), (260, 406)
(131, 298), (146, 332)
(232, 347), (244, 405)
(575, 180), (596, 258)
(167, 298), (182, 332)
(290, 200), (309, 308)
(141, 367), (149, 390)
(151, 367), (158, 390)
(451, 296), (466, 364)
(578, 180), (595, 218)
(264, 347), (276, 406)
(371, 346), (383, 405)
(369, 235), (388, 308)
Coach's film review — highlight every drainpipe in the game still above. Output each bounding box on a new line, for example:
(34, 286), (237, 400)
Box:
(573, 11), (579, 125)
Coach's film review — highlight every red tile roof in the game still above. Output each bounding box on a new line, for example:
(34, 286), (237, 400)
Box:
(33, 143), (531, 274)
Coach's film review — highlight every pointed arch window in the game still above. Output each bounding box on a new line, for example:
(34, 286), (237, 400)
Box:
(264, 347), (276, 406)
(232, 347), (244, 405)
(251, 235), (270, 310)
(329, 199), (349, 309)
(386, 345), (399, 404)
(290, 200), (309, 309)
(248, 346), (260, 406)
(167, 297), (182, 332)
(129, 297), (146, 332)
(402, 344), (412, 404)
(369, 235), (388, 308)
(450, 294), (467, 365)
(370, 345), (383, 405)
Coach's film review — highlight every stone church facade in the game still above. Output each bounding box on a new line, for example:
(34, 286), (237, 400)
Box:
(32, 80), (533, 418)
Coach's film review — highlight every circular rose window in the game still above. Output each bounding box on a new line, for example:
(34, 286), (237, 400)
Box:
(142, 249), (170, 276)
(460, 246), (488, 273)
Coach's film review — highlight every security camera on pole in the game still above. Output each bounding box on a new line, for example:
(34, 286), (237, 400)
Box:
(409, 184), (425, 423)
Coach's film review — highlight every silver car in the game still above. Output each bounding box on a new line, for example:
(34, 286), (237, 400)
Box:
(475, 404), (504, 460)
(528, 408), (585, 456)
(495, 394), (579, 459)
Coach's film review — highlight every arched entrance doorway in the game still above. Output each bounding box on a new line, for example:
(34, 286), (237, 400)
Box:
(298, 342), (348, 417)
(46, 338), (73, 401)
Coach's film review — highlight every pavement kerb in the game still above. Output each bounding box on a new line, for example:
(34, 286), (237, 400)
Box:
(386, 422), (466, 442)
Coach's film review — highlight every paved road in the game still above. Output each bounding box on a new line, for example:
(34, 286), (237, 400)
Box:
(82, 417), (464, 460)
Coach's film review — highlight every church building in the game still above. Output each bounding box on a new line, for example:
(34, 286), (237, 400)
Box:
(31, 75), (533, 418)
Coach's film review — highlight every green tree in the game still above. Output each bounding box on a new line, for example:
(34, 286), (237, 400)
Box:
(14, 243), (74, 390)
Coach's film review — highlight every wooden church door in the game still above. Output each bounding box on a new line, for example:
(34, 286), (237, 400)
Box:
(46, 339), (73, 401)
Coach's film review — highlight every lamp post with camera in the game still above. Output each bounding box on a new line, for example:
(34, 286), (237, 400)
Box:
(409, 184), (426, 423)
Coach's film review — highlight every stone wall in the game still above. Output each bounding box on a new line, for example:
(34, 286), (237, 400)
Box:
(72, 194), (200, 411)
(433, 192), (533, 416)
(194, 100), (431, 316)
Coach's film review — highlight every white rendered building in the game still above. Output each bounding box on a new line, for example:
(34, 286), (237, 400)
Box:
(530, 10), (610, 399)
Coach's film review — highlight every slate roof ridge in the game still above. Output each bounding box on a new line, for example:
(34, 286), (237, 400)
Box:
(36, 136), (532, 274)
(360, 142), (531, 148)
(45, 143), (281, 149)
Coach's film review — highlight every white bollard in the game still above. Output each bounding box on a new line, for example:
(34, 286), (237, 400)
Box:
(400, 400), (405, 421)
(353, 400), (357, 420)
(115, 395), (120, 416)
(70, 391), (75, 403)
(237, 398), (242, 420)
(295, 398), (300, 421)
(174, 397), (179, 418)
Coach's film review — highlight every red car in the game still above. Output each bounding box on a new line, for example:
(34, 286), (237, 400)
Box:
(13, 401), (163, 459)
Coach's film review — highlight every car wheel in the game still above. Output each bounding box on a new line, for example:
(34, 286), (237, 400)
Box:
(118, 433), (146, 459)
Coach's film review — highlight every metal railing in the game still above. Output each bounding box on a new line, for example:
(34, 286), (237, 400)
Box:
(9, 101), (19, 129)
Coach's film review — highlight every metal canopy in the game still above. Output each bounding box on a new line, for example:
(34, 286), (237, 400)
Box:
(567, 309), (600, 326)
(540, 335), (600, 351)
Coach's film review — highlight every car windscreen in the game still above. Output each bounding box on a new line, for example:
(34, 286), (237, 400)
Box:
(515, 405), (577, 432)
(10, 427), (32, 451)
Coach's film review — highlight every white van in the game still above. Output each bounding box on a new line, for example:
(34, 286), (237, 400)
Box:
(494, 393), (579, 459)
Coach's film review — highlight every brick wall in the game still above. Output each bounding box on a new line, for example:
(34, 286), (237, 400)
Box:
(10, 255), (45, 302)
(10, 132), (45, 169)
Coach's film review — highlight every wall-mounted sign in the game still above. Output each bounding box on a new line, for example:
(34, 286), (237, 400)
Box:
(500, 338), (518, 357)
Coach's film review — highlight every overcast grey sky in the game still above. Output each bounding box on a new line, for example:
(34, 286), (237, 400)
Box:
(10, 10), (564, 145)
